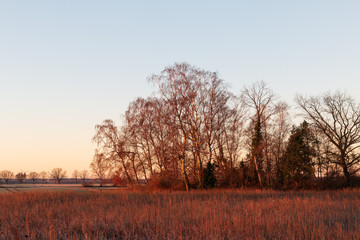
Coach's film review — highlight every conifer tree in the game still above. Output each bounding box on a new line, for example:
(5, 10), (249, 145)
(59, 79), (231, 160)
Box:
(280, 121), (316, 188)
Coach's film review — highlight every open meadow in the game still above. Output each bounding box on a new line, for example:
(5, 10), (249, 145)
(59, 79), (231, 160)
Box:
(0, 188), (360, 239)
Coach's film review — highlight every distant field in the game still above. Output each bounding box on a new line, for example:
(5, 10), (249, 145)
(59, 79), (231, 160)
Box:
(0, 184), (120, 194)
(0, 189), (360, 239)
(0, 184), (83, 195)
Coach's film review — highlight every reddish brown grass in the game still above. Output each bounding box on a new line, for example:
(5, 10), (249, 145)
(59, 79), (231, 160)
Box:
(0, 189), (359, 239)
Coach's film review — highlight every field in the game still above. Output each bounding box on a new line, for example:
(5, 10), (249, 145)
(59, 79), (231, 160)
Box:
(0, 187), (360, 240)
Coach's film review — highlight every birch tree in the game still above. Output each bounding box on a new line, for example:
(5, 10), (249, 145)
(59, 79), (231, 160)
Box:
(90, 151), (109, 187)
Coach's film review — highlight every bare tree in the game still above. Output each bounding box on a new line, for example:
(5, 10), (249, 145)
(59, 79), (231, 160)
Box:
(125, 98), (153, 180)
(124, 97), (168, 181)
(209, 95), (246, 186)
(16, 172), (27, 183)
(72, 170), (79, 184)
(28, 172), (39, 184)
(90, 150), (109, 187)
(296, 91), (360, 186)
(314, 132), (335, 178)
(79, 170), (89, 184)
(0, 170), (14, 184)
(50, 168), (67, 184)
(39, 171), (48, 183)
(93, 119), (135, 184)
(241, 81), (277, 188)
(268, 101), (292, 185)
(125, 97), (183, 182)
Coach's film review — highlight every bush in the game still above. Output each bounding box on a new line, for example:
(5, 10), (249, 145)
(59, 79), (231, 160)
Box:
(201, 162), (217, 189)
(148, 173), (185, 191)
(315, 176), (360, 190)
(217, 167), (244, 188)
(113, 175), (127, 187)
(82, 182), (94, 187)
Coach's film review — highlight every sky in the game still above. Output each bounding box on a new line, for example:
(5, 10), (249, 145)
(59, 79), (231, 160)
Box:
(1, 1), (359, 175)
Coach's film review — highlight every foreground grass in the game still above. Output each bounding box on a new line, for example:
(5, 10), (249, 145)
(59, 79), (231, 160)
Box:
(0, 189), (360, 239)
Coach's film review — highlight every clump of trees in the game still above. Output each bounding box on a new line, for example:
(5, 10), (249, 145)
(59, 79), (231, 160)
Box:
(91, 62), (360, 190)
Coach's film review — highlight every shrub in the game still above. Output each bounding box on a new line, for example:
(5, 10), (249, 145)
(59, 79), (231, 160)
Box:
(148, 173), (185, 191)
(201, 161), (217, 189)
(217, 167), (244, 188)
(112, 175), (127, 187)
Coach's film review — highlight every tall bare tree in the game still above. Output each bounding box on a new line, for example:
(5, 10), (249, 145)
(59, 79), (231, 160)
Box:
(124, 98), (159, 181)
(210, 96), (246, 185)
(148, 63), (201, 190)
(296, 91), (360, 186)
(268, 101), (292, 185)
(93, 119), (135, 184)
(242, 81), (277, 188)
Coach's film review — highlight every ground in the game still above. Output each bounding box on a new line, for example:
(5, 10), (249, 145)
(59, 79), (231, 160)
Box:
(0, 186), (359, 239)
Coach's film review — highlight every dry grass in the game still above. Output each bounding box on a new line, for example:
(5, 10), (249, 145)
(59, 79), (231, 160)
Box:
(0, 189), (360, 239)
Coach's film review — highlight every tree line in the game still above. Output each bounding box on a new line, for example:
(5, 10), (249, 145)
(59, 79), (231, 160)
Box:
(90, 62), (360, 190)
(0, 169), (90, 184)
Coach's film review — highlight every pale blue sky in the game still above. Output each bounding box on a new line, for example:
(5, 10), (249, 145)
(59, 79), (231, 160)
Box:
(1, 1), (359, 174)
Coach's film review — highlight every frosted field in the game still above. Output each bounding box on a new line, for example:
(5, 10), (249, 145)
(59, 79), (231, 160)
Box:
(0, 184), (83, 193)
(0, 184), (120, 193)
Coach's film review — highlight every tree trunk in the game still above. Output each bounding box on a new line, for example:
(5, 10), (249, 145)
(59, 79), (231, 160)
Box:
(181, 155), (190, 191)
(196, 150), (203, 188)
(342, 164), (351, 187)
(254, 156), (263, 189)
(118, 153), (133, 185)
